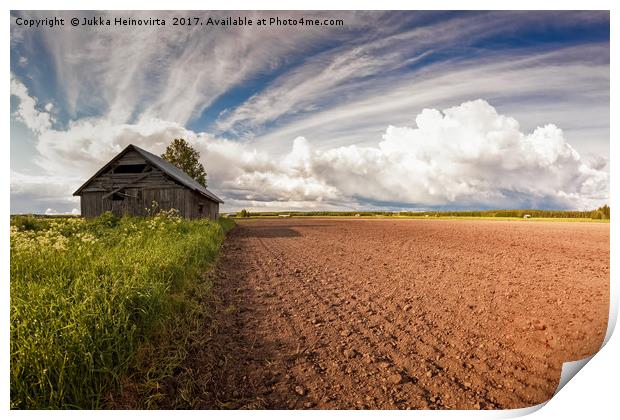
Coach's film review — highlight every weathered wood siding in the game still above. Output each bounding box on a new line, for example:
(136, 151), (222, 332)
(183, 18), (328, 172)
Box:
(79, 151), (219, 219)
(188, 190), (220, 220)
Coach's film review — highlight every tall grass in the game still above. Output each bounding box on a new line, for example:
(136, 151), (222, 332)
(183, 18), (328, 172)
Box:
(10, 212), (234, 409)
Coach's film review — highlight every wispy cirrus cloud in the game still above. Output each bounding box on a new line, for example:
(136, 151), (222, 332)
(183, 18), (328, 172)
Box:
(10, 11), (610, 213)
(239, 44), (610, 159)
(17, 11), (386, 125)
(215, 13), (609, 142)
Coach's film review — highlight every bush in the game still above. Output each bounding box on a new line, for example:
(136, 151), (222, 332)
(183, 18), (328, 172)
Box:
(90, 211), (120, 228)
(11, 214), (50, 231)
(238, 209), (250, 218)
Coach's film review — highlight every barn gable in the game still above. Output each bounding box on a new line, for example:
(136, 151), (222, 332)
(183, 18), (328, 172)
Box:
(73, 144), (223, 219)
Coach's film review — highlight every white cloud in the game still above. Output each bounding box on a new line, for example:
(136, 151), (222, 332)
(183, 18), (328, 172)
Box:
(245, 44), (610, 159)
(15, 11), (607, 132)
(43, 208), (79, 216)
(16, 10), (372, 125)
(10, 75), (53, 134)
(10, 170), (80, 214)
(215, 100), (608, 210)
(33, 117), (192, 178)
(9, 11), (609, 213)
(12, 97), (609, 212)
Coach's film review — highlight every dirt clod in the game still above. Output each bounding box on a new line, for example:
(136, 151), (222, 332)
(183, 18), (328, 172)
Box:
(343, 349), (356, 359)
(388, 373), (403, 384)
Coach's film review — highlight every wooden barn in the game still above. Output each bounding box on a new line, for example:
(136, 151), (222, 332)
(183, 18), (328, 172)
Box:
(73, 144), (223, 219)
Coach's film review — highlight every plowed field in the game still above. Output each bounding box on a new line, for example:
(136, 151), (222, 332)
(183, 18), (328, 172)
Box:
(202, 218), (609, 409)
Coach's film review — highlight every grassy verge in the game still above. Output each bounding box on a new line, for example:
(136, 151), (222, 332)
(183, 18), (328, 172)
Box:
(10, 212), (235, 409)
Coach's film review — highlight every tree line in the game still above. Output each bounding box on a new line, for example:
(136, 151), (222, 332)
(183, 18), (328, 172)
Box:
(235, 205), (610, 219)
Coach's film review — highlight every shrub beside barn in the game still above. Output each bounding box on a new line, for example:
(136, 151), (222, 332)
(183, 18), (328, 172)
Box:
(73, 144), (223, 219)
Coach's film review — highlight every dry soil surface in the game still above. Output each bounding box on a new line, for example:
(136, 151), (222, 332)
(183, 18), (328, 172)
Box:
(200, 218), (609, 409)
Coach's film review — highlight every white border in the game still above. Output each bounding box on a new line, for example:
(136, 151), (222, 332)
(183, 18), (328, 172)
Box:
(3, 1), (616, 418)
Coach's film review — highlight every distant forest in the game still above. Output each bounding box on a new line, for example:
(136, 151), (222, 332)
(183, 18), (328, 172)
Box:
(237, 205), (610, 220)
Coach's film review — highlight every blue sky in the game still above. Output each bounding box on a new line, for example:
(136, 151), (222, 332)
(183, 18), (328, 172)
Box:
(10, 11), (610, 213)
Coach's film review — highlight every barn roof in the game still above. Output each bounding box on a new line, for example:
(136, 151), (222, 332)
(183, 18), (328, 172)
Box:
(73, 144), (224, 203)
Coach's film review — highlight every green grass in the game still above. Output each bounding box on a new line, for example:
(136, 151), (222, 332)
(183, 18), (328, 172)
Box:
(10, 212), (235, 409)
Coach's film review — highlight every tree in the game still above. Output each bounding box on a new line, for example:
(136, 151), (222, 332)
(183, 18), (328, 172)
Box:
(161, 138), (207, 187)
(592, 204), (610, 220)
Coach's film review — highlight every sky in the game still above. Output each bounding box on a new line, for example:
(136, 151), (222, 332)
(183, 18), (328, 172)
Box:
(10, 10), (610, 214)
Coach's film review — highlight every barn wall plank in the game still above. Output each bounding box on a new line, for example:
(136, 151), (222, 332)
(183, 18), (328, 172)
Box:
(114, 151), (146, 166)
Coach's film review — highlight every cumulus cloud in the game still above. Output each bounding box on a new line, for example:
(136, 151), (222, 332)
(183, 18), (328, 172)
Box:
(11, 87), (609, 211)
(209, 100), (608, 210)
(311, 100), (609, 209)
(33, 117), (193, 178)
(44, 208), (80, 216)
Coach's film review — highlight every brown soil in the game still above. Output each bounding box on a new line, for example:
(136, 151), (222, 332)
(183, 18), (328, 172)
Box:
(178, 219), (609, 409)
